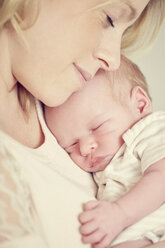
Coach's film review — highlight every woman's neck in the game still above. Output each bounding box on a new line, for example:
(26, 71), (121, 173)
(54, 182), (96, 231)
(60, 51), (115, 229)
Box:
(0, 81), (44, 148)
(0, 29), (44, 148)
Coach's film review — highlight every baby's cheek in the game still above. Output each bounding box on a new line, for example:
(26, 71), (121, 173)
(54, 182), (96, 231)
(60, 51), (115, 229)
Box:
(71, 153), (86, 170)
(70, 153), (80, 165)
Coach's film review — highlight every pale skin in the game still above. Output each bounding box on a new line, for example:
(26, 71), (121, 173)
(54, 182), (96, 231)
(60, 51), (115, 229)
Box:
(146, 241), (165, 248)
(79, 159), (165, 248)
(0, 0), (164, 247)
(0, 0), (150, 148)
(45, 71), (165, 248)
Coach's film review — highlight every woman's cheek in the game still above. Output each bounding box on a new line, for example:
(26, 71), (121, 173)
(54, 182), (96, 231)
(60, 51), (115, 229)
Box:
(71, 12), (102, 57)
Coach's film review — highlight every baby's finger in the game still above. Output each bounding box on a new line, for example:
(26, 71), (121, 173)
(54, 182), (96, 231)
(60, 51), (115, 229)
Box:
(84, 200), (99, 211)
(82, 229), (104, 244)
(80, 220), (98, 235)
(92, 234), (111, 248)
(79, 210), (94, 224)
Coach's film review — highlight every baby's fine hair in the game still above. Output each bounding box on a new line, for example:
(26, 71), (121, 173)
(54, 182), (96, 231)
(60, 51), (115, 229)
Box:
(106, 55), (151, 103)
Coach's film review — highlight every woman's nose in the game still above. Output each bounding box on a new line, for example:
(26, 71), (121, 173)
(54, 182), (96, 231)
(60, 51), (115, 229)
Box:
(79, 136), (97, 157)
(93, 29), (121, 71)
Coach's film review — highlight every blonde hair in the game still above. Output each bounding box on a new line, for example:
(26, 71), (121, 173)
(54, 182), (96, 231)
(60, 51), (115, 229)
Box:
(106, 55), (151, 104)
(0, 0), (39, 32)
(0, 0), (40, 115)
(122, 0), (165, 54)
(0, 0), (164, 114)
(92, 0), (165, 54)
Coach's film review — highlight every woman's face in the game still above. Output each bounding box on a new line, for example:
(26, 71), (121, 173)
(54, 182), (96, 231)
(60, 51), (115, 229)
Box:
(11, 0), (150, 106)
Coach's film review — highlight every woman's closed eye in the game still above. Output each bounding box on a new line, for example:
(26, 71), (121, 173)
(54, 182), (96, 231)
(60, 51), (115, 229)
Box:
(100, 10), (115, 28)
(107, 15), (114, 27)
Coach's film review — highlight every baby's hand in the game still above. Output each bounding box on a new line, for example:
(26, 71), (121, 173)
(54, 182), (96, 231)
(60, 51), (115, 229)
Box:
(79, 200), (126, 248)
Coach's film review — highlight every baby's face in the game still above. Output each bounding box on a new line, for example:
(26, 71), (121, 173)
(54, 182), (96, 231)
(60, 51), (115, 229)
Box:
(45, 71), (138, 172)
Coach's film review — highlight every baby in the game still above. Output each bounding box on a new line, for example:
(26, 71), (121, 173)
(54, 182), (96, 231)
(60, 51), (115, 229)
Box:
(45, 56), (165, 248)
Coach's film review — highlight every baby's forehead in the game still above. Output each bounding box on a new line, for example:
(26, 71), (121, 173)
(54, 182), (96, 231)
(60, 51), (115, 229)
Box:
(54, 69), (125, 123)
(64, 71), (111, 102)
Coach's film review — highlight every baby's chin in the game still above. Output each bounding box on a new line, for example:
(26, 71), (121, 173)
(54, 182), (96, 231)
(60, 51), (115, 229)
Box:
(78, 160), (110, 173)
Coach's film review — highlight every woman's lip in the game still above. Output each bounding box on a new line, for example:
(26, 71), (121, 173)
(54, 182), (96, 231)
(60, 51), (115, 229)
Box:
(73, 63), (92, 81)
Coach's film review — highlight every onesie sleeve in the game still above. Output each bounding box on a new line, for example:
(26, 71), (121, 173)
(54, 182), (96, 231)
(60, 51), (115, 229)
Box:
(135, 116), (165, 173)
(0, 146), (47, 248)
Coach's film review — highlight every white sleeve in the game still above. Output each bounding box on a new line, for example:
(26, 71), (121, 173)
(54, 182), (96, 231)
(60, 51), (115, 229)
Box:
(0, 146), (47, 248)
(135, 117), (165, 173)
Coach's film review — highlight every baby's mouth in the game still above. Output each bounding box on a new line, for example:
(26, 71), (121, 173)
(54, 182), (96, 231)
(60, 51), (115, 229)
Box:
(89, 155), (112, 170)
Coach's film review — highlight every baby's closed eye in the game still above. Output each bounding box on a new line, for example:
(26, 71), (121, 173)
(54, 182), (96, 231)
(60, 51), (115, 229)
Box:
(65, 141), (78, 154)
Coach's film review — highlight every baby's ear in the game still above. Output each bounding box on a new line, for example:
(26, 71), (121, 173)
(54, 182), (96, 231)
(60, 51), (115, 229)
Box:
(130, 86), (152, 117)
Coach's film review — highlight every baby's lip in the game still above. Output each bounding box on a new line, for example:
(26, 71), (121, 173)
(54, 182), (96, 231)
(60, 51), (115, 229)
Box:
(73, 63), (92, 81)
(90, 155), (112, 170)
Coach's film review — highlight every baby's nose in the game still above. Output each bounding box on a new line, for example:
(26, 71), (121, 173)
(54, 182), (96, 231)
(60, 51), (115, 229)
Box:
(79, 136), (97, 157)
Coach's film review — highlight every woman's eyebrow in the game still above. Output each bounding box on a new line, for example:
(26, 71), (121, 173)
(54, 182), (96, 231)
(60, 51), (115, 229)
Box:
(125, 2), (137, 22)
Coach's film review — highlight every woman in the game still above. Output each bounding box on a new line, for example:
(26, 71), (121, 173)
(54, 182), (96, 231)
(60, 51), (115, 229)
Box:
(0, 0), (164, 247)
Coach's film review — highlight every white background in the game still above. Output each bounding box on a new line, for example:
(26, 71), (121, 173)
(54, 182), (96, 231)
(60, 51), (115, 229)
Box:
(130, 21), (165, 111)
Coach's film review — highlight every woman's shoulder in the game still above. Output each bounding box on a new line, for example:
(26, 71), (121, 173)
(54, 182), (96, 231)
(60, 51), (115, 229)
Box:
(0, 130), (16, 155)
(0, 141), (47, 247)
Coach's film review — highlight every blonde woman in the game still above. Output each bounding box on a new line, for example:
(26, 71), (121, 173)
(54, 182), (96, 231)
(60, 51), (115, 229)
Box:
(0, 0), (164, 247)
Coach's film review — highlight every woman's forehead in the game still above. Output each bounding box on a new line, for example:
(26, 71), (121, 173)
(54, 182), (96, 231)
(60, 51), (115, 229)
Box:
(91, 0), (137, 10)
(91, 0), (126, 8)
(91, 0), (147, 24)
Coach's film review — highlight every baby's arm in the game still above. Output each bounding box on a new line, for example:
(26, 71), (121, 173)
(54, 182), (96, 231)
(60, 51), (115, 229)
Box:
(79, 158), (165, 248)
(144, 241), (165, 248)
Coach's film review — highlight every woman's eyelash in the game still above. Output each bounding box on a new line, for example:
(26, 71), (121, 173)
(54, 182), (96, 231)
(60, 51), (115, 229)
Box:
(107, 15), (114, 27)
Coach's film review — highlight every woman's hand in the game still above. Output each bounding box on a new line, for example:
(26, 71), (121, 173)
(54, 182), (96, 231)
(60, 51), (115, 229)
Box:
(79, 200), (127, 248)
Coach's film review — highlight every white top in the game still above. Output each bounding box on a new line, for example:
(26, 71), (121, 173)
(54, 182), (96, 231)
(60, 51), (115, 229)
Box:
(94, 111), (165, 245)
(0, 101), (96, 248)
